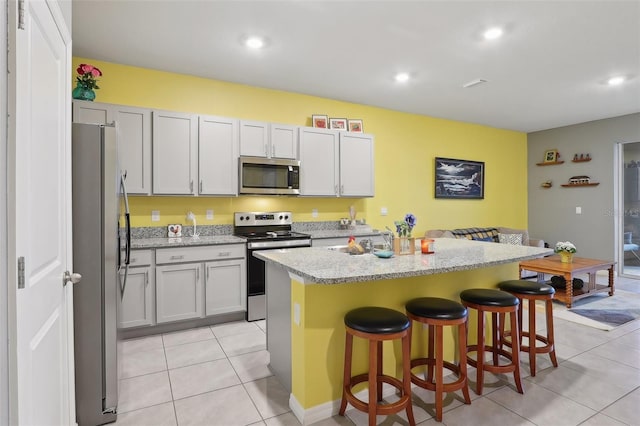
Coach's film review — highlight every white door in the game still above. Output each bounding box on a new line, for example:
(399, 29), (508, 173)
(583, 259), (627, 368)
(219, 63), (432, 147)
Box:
(9, 0), (74, 424)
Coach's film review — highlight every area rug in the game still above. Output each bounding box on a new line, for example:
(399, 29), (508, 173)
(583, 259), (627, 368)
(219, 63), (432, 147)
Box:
(550, 290), (640, 331)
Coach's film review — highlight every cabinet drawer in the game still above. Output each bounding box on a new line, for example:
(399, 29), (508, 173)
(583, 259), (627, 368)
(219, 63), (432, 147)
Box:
(156, 244), (245, 264)
(129, 249), (153, 266)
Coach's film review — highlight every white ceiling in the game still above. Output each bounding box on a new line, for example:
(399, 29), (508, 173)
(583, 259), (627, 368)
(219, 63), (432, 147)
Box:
(71, 0), (640, 133)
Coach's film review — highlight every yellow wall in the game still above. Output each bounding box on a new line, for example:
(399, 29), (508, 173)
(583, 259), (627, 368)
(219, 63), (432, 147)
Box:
(74, 57), (528, 233)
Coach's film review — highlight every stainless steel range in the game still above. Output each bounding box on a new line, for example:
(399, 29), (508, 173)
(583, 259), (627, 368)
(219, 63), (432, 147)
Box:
(234, 212), (311, 321)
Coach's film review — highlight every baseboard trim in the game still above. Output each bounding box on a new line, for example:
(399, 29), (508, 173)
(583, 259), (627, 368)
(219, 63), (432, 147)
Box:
(289, 386), (398, 424)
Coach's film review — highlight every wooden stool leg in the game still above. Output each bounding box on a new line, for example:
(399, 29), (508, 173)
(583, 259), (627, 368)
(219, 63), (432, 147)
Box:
(435, 324), (444, 421)
(546, 299), (559, 367)
(458, 321), (471, 405)
(339, 332), (353, 415)
(368, 340), (377, 426)
(518, 297), (524, 348)
(376, 341), (383, 401)
(510, 310), (524, 394)
(476, 309), (485, 395)
(528, 298), (537, 376)
(427, 324), (435, 383)
(491, 313), (499, 366)
(402, 332), (416, 426)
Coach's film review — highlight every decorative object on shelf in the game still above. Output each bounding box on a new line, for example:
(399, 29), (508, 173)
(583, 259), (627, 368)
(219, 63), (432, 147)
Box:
(568, 175), (591, 184)
(72, 63), (102, 101)
(394, 213), (417, 255)
(555, 241), (577, 263)
(572, 153), (591, 162)
(312, 114), (328, 128)
(543, 149), (559, 163)
(329, 117), (348, 130)
(347, 119), (363, 133)
(541, 180), (553, 188)
(435, 157), (484, 199)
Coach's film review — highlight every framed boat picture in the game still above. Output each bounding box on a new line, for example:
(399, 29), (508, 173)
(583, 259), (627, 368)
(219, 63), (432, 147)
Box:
(435, 157), (485, 199)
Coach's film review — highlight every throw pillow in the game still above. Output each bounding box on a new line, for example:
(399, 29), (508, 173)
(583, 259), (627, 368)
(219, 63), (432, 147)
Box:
(472, 236), (494, 242)
(498, 233), (523, 245)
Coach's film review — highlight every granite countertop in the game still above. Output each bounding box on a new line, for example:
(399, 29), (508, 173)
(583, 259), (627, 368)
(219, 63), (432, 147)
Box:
(131, 235), (246, 249)
(253, 238), (553, 284)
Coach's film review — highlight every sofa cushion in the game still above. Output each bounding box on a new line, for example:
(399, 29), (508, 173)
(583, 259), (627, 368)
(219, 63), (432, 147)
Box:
(472, 236), (495, 242)
(497, 227), (530, 246)
(424, 229), (454, 239)
(498, 233), (523, 245)
(451, 227), (499, 242)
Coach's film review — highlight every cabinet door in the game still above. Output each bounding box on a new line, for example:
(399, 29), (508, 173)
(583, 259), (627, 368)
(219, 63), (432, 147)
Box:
(239, 120), (269, 157)
(119, 266), (154, 328)
(299, 128), (339, 196)
(72, 100), (109, 124)
(199, 115), (239, 195)
(114, 105), (152, 195)
(204, 259), (247, 316)
(339, 132), (374, 197)
(156, 263), (203, 323)
(152, 110), (197, 194)
(270, 124), (298, 159)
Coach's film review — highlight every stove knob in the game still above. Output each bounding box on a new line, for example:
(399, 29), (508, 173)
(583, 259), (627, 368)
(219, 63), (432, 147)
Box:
(284, 215), (289, 220)
(279, 215), (283, 220)
(245, 215), (250, 221)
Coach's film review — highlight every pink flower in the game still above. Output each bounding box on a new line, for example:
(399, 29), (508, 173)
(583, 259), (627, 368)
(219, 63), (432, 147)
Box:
(75, 63), (102, 90)
(90, 68), (102, 77)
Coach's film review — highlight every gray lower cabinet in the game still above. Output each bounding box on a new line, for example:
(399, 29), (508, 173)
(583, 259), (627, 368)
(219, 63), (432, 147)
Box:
(205, 258), (246, 316)
(155, 263), (203, 323)
(155, 244), (246, 324)
(119, 249), (154, 328)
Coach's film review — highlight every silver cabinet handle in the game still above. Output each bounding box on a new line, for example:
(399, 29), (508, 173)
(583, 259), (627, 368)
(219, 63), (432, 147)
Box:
(199, 180), (203, 193)
(218, 252), (230, 257)
(272, 145), (275, 157)
(341, 184), (344, 194)
(197, 268), (200, 280)
(130, 257), (137, 264)
(206, 267), (209, 280)
(170, 255), (184, 260)
(190, 180), (194, 193)
(145, 271), (149, 284)
(264, 144), (268, 156)
(334, 185), (338, 195)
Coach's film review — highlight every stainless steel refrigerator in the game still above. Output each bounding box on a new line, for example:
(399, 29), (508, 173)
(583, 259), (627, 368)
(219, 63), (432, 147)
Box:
(72, 122), (130, 425)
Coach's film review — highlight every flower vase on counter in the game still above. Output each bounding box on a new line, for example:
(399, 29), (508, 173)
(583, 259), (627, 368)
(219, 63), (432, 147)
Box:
(559, 251), (573, 263)
(393, 237), (415, 256)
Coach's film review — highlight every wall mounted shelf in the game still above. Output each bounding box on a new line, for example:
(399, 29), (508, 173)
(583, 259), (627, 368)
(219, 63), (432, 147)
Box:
(561, 183), (600, 187)
(536, 161), (565, 166)
(572, 158), (591, 163)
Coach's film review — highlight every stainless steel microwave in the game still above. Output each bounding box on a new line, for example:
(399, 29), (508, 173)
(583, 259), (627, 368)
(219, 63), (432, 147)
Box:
(239, 156), (301, 195)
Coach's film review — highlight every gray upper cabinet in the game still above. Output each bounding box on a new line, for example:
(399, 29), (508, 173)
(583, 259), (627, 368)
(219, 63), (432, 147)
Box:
(152, 110), (198, 195)
(199, 115), (239, 196)
(73, 100), (151, 194)
(240, 120), (297, 159)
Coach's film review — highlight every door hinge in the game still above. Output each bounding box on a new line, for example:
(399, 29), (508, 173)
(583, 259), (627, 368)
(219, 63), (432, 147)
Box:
(17, 257), (25, 289)
(18, 0), (25, 30)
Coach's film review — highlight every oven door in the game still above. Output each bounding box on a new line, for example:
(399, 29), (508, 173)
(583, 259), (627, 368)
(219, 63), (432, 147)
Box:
(245, 238), (311, 321)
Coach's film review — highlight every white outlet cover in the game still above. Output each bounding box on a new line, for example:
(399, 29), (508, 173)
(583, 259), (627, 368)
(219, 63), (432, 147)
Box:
(312, 209), (318, 218)
(206, 209), (214, 220)
(381, 207), (388, 216)
(151, 210), (160, 221)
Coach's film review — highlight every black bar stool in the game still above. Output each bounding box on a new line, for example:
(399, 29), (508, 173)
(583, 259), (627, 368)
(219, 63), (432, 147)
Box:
(460, 289), (523, 395)
(405, 297), (471, 422)
(498, 280), (558, 376)
(338, 306), (415, 426)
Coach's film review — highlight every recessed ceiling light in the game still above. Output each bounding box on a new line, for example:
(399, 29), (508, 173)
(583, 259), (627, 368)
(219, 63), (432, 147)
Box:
(395, 72), (410, 83)
(245, 36), (265, 49)
(483, 27), (503, 40)
(608, 76), (625, 86)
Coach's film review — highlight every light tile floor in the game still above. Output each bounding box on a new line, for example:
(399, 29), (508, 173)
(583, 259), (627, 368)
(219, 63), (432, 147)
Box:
(115, 279), (640, 426)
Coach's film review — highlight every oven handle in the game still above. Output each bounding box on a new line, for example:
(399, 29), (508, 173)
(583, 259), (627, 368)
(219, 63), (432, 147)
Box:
(247, 239), (311, 250)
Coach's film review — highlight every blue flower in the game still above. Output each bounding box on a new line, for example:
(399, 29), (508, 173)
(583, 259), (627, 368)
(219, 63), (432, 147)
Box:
(394, 213), (417, 238)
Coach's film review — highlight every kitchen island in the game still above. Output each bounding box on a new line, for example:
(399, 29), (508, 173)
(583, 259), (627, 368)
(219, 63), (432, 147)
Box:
(254, 238), (552, 424)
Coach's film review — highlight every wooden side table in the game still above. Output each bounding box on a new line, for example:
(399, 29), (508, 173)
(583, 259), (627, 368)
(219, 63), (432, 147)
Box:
(518, 256), (615, 308)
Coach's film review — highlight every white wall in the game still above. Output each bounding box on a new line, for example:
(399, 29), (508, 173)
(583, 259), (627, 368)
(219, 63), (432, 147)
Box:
(528, 113), (640, 259)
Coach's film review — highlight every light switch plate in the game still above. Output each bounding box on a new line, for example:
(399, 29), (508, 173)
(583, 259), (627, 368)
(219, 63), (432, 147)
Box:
(576, 206), (582, 214)
(312, 209), (318, 218)
(381, 207), (388, 216)
(294, 303), (301, 325)
(206, 209), (214, 220)
(151, 210), (160, 221)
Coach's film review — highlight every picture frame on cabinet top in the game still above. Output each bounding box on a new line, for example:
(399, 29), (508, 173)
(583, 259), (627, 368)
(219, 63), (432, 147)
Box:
(329, 117), (348, 130)
(312, 114), (328, 129)
(348, 119), (363, 133)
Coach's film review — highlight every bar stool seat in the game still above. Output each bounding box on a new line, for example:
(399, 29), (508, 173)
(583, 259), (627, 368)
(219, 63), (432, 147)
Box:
(339, 307), (415, 426)
(460, 289), (523, 395)
(498, 280), (558, 376)
(406, 297), (471, 422)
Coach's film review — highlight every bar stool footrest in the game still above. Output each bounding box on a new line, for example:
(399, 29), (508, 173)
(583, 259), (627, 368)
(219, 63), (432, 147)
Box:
(410, 358), (467, 392)
(467, 344), (518, 374)
(343, 373), (412, 416)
